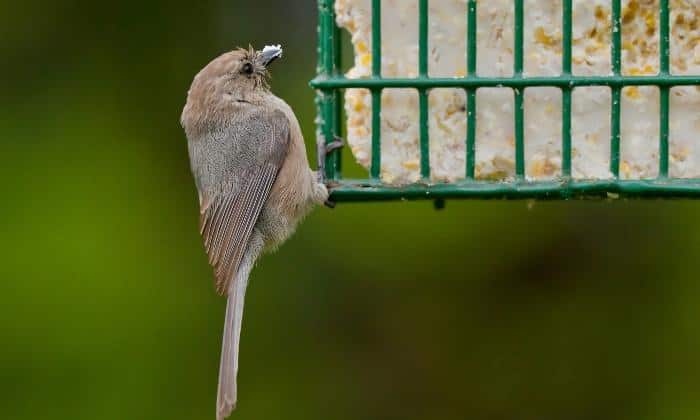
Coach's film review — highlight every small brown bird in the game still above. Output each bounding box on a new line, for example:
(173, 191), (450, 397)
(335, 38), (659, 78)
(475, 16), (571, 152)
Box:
(180, 45), (335, 419)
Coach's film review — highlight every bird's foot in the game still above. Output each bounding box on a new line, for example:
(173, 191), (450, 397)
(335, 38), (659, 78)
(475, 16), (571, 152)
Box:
(317, 136), (344, 209)
(317, 136), (346, 186)
(323, 136), (345, 156)
(313, 182), (335, 209)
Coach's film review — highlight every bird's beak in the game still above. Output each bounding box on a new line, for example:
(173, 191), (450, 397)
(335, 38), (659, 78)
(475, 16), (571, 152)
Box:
(258, 45), (283, 67)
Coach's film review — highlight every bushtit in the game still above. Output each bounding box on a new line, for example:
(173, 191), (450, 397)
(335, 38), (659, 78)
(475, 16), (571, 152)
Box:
(181, 45), (335, 419)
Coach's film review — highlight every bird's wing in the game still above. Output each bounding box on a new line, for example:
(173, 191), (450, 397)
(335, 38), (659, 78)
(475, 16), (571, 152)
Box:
(194, 108), (290, 295)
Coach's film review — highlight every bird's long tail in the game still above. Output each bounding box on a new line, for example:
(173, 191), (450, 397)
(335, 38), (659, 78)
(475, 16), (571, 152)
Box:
(216, 262), (251, 420)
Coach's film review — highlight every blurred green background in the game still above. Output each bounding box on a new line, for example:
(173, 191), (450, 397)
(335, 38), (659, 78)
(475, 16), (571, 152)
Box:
(3, 1), (700, 419)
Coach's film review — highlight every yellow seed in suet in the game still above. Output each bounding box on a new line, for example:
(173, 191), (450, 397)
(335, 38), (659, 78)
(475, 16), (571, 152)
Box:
(621, 160), (631, 177)
(534, 27), (558, 46)
(625, 86), (641, 99)
(357, 41), (368, 54)
(401, 159), (420, 170)
(645, 11), (657, 35)
(359, 53), (371, 67)
(595, 5), (609, 21)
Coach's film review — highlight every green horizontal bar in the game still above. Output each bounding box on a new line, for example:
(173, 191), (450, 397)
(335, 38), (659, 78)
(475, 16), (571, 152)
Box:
(311, 75), (700, 89)
(328, 179), (700, 201)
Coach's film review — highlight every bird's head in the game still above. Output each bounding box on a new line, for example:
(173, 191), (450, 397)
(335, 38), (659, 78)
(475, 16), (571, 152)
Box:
(226, 44), (282, 89)
(182, 44), (283, 129)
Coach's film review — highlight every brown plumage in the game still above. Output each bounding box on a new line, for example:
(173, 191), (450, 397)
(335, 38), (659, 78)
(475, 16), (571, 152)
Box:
(180, 45), (328, 419)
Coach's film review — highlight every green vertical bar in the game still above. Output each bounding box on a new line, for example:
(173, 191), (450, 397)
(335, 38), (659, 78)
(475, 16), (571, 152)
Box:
(333, 11), (343, 175)
(419, 0), (428, 77)
(466, 90), (476, 179)
(371, 0), (382, 77)
(610, 0), (622, 178)
(659, 87), (669, 177)
(466, 0), (477, 179)
(562, 91), (572, 177)
(611, 88), (621, 178)
(561, 0), (572, 177)
(659, 0), (670, 75)
(320, 0), (334, 74)
(467, 0), (477, 76)
(371, 90), (381, 179)
(562, 0), (572, 75)
(370, 0), (382, 180)
(317, 0), (339, 181)
(514, 0), (523, 76)
(611, 0), (621, 74)
(514, 93), (525, 178)
(659, 0), (670, 177)
(419, 0), (430, 180)
(419, 90), (430, 180)
(514, 0), (525, 178)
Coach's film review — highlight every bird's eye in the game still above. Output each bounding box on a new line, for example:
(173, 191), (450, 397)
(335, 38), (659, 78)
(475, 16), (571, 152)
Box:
(241, 62), (254, 75)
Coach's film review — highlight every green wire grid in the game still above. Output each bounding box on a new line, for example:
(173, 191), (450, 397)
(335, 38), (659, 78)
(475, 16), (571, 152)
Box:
(312, 0), (700, 202)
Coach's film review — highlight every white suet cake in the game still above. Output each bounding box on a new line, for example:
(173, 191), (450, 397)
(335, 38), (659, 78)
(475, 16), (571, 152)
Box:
(335, 0), (700, 184)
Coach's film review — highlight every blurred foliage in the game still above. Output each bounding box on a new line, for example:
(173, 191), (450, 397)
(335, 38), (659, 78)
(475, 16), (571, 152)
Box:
(3, 1), (700, 419)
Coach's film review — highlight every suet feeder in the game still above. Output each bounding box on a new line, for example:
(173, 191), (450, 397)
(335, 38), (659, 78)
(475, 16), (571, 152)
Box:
(311, 0), (700, 204)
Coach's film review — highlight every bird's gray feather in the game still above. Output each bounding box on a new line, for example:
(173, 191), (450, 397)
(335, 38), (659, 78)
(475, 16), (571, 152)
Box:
(188, 108), (290, 294)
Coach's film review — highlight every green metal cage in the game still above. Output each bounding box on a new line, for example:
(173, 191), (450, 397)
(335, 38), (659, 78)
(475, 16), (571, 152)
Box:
(311, 0), (700, 203)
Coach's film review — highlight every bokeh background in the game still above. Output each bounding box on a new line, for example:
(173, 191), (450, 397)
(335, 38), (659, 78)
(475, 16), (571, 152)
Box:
(3, 1), (700, 419)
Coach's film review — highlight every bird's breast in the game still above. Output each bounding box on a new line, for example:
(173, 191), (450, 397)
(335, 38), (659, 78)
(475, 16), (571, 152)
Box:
(257, 97), (318, 248)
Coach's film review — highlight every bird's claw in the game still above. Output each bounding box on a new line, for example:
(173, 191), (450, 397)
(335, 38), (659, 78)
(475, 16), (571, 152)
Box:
(317, 136), (346, 185)
(323, 136), (345, 156)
